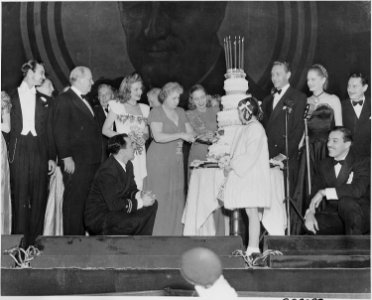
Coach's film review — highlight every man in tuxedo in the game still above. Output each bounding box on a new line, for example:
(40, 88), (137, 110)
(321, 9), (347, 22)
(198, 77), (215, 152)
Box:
(9, 60), (56, 248)
(36, 77), (57, 162)
(341, 72), (370, 158)
(54, 66), (102, 235)
(304, 127), (370, 235)
(94, 84), (115, 162)
(85, 133), (158, 235)
(261, 61), (307, 189)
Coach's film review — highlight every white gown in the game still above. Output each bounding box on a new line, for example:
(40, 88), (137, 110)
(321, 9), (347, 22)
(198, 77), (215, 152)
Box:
(223, 121), (271, 209)
(108, 101), (150, 190)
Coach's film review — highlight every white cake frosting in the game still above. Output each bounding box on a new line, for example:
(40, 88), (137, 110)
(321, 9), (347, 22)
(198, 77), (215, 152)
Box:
(217, 110), (241, 127)
(224, 77), (249, 93)
(208, 72), (249, 159)
(221, 94), (248, 110)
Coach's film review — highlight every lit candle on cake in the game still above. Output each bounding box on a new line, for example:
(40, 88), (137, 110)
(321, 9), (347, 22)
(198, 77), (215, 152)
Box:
(224, 38), (228, 70)
(242, 37), (244, 71)
(229, 36), (232, 71)
(238, 36), (241, 70)
(234, 36), (237, 70)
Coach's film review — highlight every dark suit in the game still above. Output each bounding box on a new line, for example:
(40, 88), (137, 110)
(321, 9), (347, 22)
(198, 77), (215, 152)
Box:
(341, 97), (371, 158)
(84, 156), (157, 235)
(261, 86), (307, 190)
(93, 104), (109, 163)
(310, 153), (370, 235)
(9, 88), (55, 248)
(54, 88), (102, 235)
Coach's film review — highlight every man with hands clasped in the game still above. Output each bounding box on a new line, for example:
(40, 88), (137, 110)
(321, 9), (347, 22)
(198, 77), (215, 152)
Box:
(304, 127), (370, 235)
(85, 133), (158, 235)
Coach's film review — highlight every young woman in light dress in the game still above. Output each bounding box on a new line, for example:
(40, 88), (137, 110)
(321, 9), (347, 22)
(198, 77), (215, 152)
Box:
(102, 73), (150, 190)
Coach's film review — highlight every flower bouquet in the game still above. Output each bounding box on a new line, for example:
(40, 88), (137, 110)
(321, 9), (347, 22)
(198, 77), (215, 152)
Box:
(128, 126), (146, 155)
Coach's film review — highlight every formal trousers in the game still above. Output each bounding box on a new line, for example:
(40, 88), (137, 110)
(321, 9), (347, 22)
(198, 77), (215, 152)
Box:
(101, 201), (158, 235)
(9, 133), (48, 248)
(314, 197), (370, 235)
(62, 162), (100, 235)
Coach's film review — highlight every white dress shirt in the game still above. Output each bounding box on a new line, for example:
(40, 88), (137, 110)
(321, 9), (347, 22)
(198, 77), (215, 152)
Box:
(324, 151), (349, 200)
(114, 156), (143, 209)
(70, 86), (95, 116)
(272, 83), (290, 109)
(18, 81), (37, 136)
(351, 96), (365, 119)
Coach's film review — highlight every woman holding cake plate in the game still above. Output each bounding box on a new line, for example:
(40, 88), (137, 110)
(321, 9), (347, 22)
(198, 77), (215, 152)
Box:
(222, 96), (271, 260)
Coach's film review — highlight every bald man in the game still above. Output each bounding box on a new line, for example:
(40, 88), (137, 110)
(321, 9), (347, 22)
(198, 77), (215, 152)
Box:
(54, 66), (102, 235)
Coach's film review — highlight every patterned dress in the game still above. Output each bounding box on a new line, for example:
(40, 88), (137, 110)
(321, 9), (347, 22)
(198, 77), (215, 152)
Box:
(108, 100), (150, 190)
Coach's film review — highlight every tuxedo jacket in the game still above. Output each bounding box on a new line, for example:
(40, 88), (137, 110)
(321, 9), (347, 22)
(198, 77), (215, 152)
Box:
(84, 156), (140, 229)
(93, 104), (109, 162)
(341, 96), (371, 158)
(311, 152), (370, 203)
(53, 88), (102, 164)
(261, 86), (307, 160)
(93, 104), (107, 129)
(9, 88), (55, 160)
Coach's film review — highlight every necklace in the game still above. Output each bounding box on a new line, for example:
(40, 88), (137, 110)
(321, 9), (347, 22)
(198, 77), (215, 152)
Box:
(313, 91), (324, 103)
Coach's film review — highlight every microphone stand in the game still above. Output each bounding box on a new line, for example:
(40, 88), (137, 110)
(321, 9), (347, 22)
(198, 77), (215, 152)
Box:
(304, 109), (312, 195)
(283, 103), (305, 235)
(283, 105), (291, 235)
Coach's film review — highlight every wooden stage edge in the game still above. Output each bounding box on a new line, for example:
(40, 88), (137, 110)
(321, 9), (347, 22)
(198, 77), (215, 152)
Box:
(1, 267), (370, 296)
(1, 235), (370, 296)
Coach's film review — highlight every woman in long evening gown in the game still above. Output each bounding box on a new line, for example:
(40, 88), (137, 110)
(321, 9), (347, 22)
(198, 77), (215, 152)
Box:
(291, 64), (339, 234)
(223, 97), (271, 257)
(145, 82), (195, 235)
(1, 91), (12, 234)
(103, 73), (150, 190)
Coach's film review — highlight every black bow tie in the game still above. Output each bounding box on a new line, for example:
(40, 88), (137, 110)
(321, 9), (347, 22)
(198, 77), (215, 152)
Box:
(352, 100), (363, 106)
(333, 159), (345, 166)
(104, 107), (109, 113)
(81, 94), (88, 100)
(273, 88), (282, 95)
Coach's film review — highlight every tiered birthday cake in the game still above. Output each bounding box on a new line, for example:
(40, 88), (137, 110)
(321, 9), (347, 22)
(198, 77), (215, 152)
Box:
(208, 36), (249, 160)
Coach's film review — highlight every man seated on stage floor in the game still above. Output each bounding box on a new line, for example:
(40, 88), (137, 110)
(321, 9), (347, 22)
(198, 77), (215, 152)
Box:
(84, 133), (158, 235)
(304, 127), (370, 235)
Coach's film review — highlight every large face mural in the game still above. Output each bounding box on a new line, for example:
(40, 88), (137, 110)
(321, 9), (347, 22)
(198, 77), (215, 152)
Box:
(3, 1), (370, 105)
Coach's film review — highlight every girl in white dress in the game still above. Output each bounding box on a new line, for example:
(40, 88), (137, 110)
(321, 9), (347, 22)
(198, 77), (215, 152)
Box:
(102, 73), (150, 190)
(223, 97), (271, 257)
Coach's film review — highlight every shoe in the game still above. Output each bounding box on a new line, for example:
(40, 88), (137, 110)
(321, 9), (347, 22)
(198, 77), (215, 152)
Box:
(248, 252), (267, 267)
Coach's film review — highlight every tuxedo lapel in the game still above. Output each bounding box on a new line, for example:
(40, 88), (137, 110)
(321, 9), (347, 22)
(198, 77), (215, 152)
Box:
(34, 94), (44, 127)
(267, 87), (292, 129)
(322, 158), (337, 187)
(359, 97), (371, 122)
(345, 99), (358, 120)
(68, 89), (95, 120)
(11, 91), (23, 122)
(336, 152), (354, 186)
